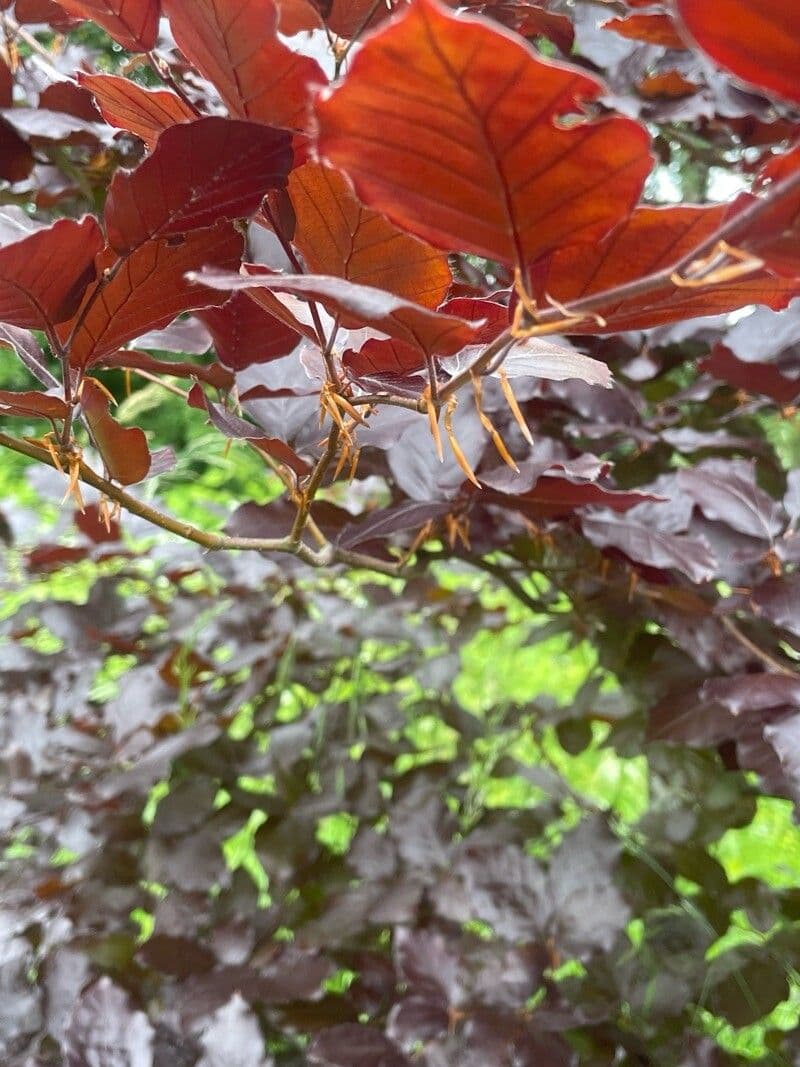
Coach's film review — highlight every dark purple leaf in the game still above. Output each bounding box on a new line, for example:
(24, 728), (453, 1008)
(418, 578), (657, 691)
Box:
(582, 511), (718, 581)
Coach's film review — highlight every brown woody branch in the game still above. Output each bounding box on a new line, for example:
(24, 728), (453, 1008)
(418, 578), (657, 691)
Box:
(0, 430), (404, 577)
(439, 166), (800, 403)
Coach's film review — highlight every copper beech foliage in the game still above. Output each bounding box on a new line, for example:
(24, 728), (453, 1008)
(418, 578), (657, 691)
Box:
(4, 0), (800, 1063)
(0, 0), (798, 523)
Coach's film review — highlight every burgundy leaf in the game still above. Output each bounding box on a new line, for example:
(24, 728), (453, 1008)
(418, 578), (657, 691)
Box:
(197, 291), (300, 371)
(79, 378), (151, 484)
(66, 225), (244, 369)
(105, 118), (292, 254)
(193, 269), (482, 356)
(0, 216), (102, 330)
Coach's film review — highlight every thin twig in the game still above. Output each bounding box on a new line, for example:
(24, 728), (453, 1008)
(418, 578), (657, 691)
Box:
(721, 615), (798, 677)
(146, 52), (201, 115)
(290, 424), (340, 543)
(0, 430), (403, 577)
(439, 165), (800, 404)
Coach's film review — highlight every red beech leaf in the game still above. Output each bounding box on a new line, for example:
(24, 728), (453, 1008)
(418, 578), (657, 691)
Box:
(602, 13), (687, 49)
(197, 291), (300, 371)
(288, 162), (451, 309)
(161, 0), (327, 131)
(0, 389), (68, 421)
(66, 225), (244, 370)
(636, 71), (700, 99)
(274, 0), (324, 34)
(464, 1), (575, 54)
(14, 0), (78, 28)
(78, 73), (196, 149)
(75, 501), (121, 542)
(79, 379), (151, 484)
(439, 298), (509, 343)
(0, 57), (12, 109)
(325, 0), (394, 38)
(95, 350), (234, 390)
(187, 382), (311, 476)
(0, 216), (103, 330)
(39, 81), (102, 122)
(105, 118), (292, 255)
(26, 545), (88, 572)
(483, 477), (660, 520)
(530, 204), (800, 334)
(343, 338), (425, 379)
(0, 118), (34, 183)
(699, 344), (800, 406)
(194, 268), (482, 356)
(315, 0), (651, 272)
(207, 264), (318, 344)
(675, 0), (800, 104)
(748, 145), (800, 278)
(55, 0), (161, 51)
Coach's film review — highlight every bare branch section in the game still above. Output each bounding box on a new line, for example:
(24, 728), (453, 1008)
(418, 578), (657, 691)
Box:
(0, 431), (404, 578)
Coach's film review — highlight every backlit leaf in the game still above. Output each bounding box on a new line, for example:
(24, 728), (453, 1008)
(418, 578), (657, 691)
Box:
(602, 12), (687, 49)
(162, 0), (327, 131)
(675, 0), (800, 104)
(288, 162), (451, 308)
(56, 0), (160, 51)
(315, 0), (651, 272)
(78, 73), (197, 149)
(66, 225), (244, 369)
(530, 204), (800, 333)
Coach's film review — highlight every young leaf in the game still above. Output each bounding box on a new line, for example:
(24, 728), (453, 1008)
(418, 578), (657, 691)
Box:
(80, 379), (151, 484)
(161, 0), (327, 131)
(56, 0), (161, 51)
(675, 0), (800, 104)
(67, 225), (244, 369)
(0, 389), (68, 421)
(0, 216), (103, 330)
(104, 118), (292, 255)
(315, 0), (651, 272)
(78, 73), (197, 149)
(288, 162), (451, 309)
